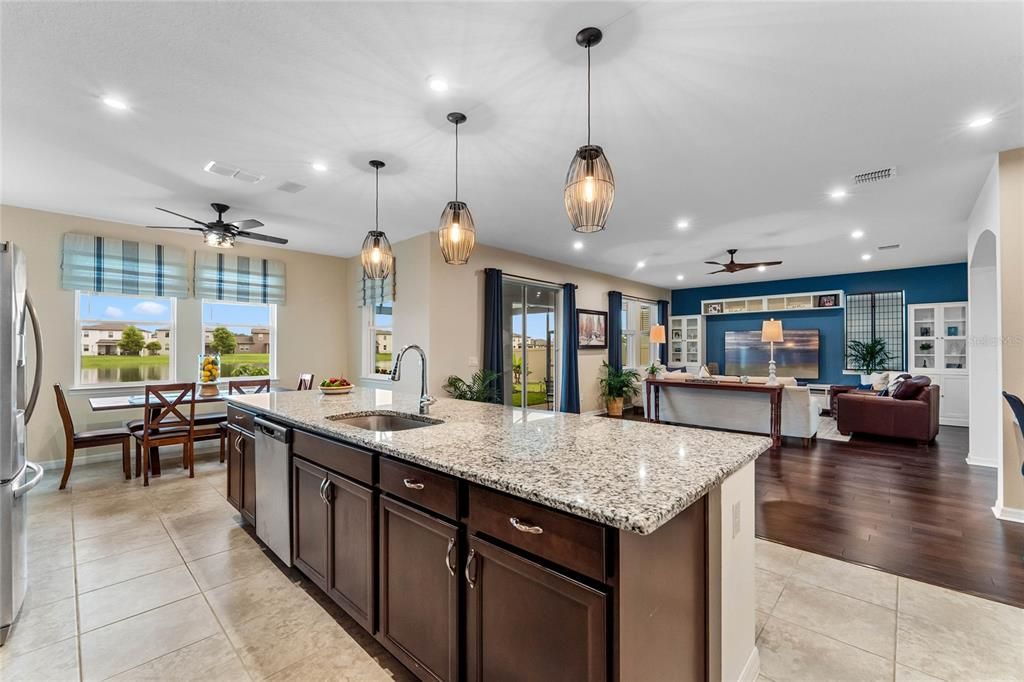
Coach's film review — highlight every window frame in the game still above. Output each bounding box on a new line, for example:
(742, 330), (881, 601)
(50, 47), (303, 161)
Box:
(200, 299), (278, 381)
(73, 291), (178, 390)
(620, 297), (659, 370)
(363, 301), (394, 380)
(844, 291), (906, 372)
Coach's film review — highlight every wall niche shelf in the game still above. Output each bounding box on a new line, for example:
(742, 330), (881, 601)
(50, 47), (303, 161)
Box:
(701, 290), (844, 316)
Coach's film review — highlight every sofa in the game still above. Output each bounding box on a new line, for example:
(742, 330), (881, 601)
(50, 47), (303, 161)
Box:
(836, 382), (940, 444)
(642, 374), (821, 445)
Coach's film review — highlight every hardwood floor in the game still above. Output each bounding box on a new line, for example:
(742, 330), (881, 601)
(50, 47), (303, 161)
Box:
(612, 408), (1024, 607)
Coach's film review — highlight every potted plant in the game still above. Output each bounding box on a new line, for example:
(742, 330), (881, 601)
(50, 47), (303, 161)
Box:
(443, 370), (501, 403)
(847, 338), (893, 386)
(645, 361), (661, 381)
(599, 361), (641, 417)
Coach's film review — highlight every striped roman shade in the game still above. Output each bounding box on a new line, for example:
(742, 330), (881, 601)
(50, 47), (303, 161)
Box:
(195, 252), (286, 304)
(60, 233), (189, 298)
(358, 265), (395, 307)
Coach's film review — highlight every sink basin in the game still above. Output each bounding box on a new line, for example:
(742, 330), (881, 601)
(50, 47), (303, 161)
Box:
(328, 411), (442, 432)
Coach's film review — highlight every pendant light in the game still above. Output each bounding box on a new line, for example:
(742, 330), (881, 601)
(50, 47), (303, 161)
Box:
(438, 112), (476, 265)
(361, 159), (394, 280)
(564, 26), (614, 233)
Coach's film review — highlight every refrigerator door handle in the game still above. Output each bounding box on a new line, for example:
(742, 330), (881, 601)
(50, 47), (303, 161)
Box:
(13, 462), (43, 499)
(23, 291), (42, 424)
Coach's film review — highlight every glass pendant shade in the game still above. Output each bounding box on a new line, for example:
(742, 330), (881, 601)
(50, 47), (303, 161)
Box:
(361, 230), (393, 280)
(564, 144), (614, 233)
(438, 200), (476, 265)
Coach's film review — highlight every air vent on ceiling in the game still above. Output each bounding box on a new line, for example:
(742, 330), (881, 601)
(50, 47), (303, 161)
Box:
(233, 169), (264, 184)
(203, 161), (265, 184)
(852, 167), (897, 185)
(276, 181), (307, 194)
(877, 243), (901, 251)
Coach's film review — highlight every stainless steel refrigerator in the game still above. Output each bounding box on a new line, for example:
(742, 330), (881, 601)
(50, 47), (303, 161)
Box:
(0, 242), (44, 645)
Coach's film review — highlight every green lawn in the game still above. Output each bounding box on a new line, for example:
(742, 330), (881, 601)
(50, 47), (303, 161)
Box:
(81, 355), (169, 368)
(376, 352), (392, 363)
(219, 353), (270, 364)
(511, 382), (550, 407)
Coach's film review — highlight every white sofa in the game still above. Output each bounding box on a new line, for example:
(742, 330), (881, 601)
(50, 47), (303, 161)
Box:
(642, 374), (820, 444)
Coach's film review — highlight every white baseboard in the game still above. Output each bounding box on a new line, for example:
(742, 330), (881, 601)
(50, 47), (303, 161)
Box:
(37, 442), (222, 471)
(965, 453), (999, 468)
(581, 408), (606, 417)
(738, 646), (760, 682)
(992, 503), (1024, 524)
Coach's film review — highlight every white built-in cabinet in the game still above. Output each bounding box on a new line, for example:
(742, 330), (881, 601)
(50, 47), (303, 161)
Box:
(908, 302), (969, 427)
(668, 315), (703, 371)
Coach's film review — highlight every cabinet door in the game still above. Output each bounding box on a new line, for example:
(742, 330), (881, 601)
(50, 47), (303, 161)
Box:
(226, 428), (242, 510)
(379, 496), (459, 682)
(939, 374), (970, 426)
(325, 472), (375, 632)
(241, 433), (256, 526)
(292, 458), (330, 587)
(466, 536), (607, 682)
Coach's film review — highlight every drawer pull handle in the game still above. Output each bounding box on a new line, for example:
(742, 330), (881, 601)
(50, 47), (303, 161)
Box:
(509, 517), (543, 535)
(464, 548), (477, 589)
(402, 478), (425, 490)
(445, 537), (456, 577)
(233, 414), (246, 421)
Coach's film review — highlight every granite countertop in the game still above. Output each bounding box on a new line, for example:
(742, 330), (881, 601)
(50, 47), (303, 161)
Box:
(227, 387), (770, 535)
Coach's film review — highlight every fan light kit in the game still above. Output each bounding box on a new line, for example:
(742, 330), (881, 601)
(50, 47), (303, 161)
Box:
(438, 112), (476, 265)
(146, 203), (287, 248)
(564, 27), (614, 233)
(361, 160), (394, 280)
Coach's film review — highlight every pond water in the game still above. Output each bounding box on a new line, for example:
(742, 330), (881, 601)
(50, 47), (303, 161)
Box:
(79, 365), (170, 385)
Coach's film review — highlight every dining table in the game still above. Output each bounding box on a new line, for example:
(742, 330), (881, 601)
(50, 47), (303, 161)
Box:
(89, 386), (290, 476)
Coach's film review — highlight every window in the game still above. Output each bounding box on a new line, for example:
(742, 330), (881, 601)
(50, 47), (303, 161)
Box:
(202, 300), (276, 379)
(845, 291), (905, 371)
(363, 303), (393, 377)
(75, 292), (176, 386)
(621, 298), (659, 369)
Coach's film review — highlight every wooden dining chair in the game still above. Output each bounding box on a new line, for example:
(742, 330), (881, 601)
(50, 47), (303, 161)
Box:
(54, 384), (132, 489)
(297, 373), (315, 390)
(132, 383), (195, 486)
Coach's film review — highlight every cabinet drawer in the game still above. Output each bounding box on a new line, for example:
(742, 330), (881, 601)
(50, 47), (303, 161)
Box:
(226, 405), (255, 434)
(468, 486), (607, 583)
(380, 458), (458, 520)
(292, 430), (373, 485)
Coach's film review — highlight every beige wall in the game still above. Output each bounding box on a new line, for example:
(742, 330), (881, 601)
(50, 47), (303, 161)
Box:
(998, 148), (1024, 511)
(1, 205), (350, 465)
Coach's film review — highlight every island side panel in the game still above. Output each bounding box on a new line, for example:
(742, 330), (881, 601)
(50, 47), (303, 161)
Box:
(614, 496), (707, 682)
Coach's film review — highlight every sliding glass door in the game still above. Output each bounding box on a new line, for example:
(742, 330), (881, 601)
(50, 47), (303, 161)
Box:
(502, 278), (559, 410)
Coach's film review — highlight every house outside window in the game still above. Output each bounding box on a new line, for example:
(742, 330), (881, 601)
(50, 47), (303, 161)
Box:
(201, 300), (276, 379)
(75, 292), (176, 386)
(365, 303), (393, 377)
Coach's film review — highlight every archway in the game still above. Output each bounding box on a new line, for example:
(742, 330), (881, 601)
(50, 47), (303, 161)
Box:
(967, 229), (1001, 499)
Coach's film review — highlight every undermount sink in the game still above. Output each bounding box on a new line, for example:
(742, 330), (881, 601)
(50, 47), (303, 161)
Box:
(328, 411), (442, 432)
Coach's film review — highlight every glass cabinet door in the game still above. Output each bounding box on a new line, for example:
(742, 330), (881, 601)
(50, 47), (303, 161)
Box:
(912, 307), (937, 369)
(941, 304), (967, 371)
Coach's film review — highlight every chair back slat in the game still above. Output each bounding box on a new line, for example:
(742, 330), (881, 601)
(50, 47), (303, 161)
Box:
(297, 373), (315, 391)
(144, 383), (196, 432)
(53, 384), (75, 442)
(228, 378), (271, 395)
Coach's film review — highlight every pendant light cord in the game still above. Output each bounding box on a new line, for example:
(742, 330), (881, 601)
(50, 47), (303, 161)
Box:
(374, 165), (380, 231)
(586, 44), (592, 146)
(454, 121), (460, 202)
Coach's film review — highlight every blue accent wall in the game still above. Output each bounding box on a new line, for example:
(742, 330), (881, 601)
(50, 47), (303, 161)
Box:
(671, 263), (968, 386)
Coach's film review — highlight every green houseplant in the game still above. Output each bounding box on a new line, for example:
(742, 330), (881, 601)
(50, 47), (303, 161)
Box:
(599, 361), (641, 417)
(847, 338), (894, 385)
(443, 369), (501, 403)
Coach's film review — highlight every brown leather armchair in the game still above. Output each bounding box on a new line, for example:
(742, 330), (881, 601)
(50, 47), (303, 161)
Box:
(837, 384), (940, 444)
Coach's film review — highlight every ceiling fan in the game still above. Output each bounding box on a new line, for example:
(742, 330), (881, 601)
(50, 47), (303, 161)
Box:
(705, 249), (782, 274)
(146, 203), (288, 248)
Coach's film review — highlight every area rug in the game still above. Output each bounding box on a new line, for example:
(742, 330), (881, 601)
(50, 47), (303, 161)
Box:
(817, 415), (851, 442)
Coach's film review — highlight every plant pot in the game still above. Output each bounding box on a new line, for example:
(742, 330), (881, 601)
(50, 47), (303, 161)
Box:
(647, 373), (658, 381)
(606, 397), (624, 417)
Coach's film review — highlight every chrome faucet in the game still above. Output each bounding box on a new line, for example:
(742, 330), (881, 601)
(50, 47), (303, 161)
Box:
(390, 344), (435, 415)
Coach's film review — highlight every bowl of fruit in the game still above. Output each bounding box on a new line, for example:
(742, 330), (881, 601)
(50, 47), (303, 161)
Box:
(319, 377), (353, 395)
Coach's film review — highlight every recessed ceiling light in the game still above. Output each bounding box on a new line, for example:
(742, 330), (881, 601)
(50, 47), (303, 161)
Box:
(851, 229), (865, 239)
(676, 219), (690, 229)
(757, 265), (767, 272)
(637, 260), (646, 268)
(428, 76), (449, 92)
(861, 253), (872, 261)
(830, 188), (848, 200)
(968, 115), (993, 128)
(676, 274), (684, 281)
(311, 162), (328, 172)
(572, 240), (583, 250)
(102, 96), (129, 111)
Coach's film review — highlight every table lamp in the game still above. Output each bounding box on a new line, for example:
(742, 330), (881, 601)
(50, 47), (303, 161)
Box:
(650, 324), (666, 371)
(761, 319), (784, 385)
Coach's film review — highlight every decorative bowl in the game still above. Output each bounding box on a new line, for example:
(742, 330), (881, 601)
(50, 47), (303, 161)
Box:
(319, 385), (353, 395)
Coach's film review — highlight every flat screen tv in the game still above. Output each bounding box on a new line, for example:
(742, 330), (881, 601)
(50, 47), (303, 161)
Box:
(724, 329), (820, 379)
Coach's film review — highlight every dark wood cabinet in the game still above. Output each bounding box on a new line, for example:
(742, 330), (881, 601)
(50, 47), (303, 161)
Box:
(293, 457), (329, 587)
(226, 427), (242, 511)
(465, 535), (607, 682)
(240, 431), (256, 525)
(379, 496), (459, 682)
(325, 471), (375, 632)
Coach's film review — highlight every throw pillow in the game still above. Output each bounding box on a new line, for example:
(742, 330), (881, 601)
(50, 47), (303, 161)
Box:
(869, 372), (890, 391)
(892, 375), (931, 400)
(698, 365), (712, 379)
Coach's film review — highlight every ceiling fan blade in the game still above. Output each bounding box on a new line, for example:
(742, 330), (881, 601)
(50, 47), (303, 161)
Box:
(237, 231), (288, 245)
(146, 226), (205, 231)
(230, 219), (264, 230)
(704, 261), (725, 266)
(155, 207), (210, 227)
(707, 268), (729, 274)
(752, 261), (783, 267)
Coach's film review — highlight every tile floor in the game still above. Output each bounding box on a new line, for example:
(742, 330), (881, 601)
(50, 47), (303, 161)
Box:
(1, 456), (1022, 681)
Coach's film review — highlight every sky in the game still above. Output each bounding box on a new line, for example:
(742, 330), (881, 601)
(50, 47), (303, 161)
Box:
(81, 294), (270, 328)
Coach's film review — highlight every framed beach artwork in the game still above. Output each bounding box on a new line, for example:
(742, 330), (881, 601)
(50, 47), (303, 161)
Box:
(577, 309), (608, 349)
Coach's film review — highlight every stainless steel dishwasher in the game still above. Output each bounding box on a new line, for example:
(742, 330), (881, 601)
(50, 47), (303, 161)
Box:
(253, 417), (292, 566)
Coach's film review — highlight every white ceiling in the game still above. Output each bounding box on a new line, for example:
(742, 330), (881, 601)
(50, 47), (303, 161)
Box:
(2, 2), (1021, 288)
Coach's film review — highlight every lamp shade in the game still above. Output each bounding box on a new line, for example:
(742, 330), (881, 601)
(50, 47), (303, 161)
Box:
(438, 200), (476, 265)
(650, 324), (666, 344)
(361, 230), (393, 280)
(761, 319), (784, 343)
(564, 145), (615, 233)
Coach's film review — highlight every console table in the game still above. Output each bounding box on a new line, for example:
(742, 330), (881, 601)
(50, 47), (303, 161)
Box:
(645, 380), (785, 448)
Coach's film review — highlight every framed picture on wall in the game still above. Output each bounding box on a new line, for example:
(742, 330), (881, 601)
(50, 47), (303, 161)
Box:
(577, 309), (608, 349)
(816, 294), (839, 308)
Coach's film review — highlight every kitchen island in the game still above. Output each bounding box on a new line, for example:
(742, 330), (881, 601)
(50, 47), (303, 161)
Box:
(225, 387), (770, 682)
